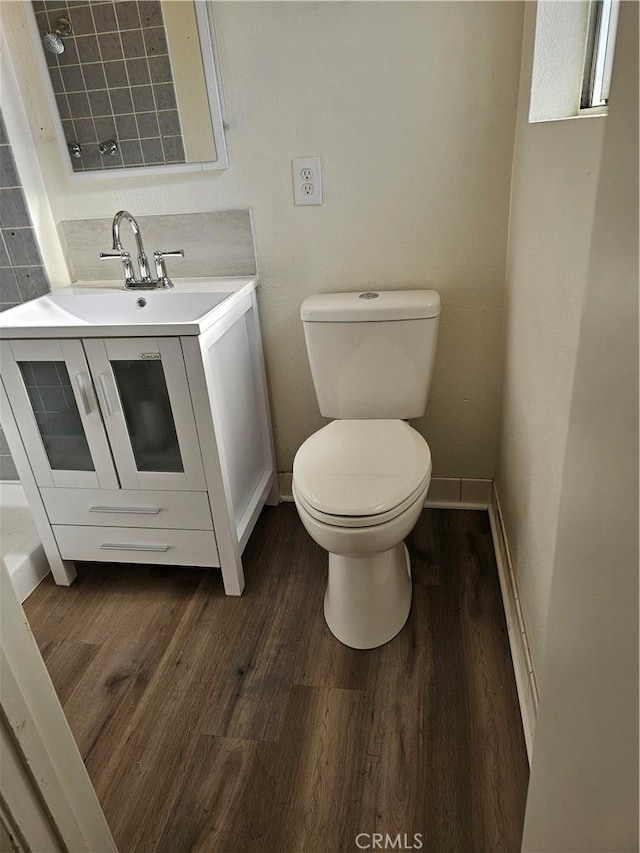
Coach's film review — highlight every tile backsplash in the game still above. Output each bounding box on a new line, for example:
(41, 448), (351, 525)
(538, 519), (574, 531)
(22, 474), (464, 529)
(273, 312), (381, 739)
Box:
(33, 0), (186, 171)
(0, 109), (51, 479)
(60, 210), (257, 282)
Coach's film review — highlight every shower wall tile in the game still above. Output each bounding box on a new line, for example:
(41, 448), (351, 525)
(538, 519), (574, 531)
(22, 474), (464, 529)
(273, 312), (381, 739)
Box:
(0, 189), (31, 226)
(2, 228), (44, 267)
(0, 146), (20, 187)
(0, 267), (22, 303)
(0, 110), (51, 480)
(0, 455), (19, 481)
(0, 236), (9, 266)
(33, 0), (186, 171)
(14, 267), (51, 301)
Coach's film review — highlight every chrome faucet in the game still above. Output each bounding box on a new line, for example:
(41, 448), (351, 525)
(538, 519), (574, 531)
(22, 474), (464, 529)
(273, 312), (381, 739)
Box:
(100, 210), (184, 289)
(112, 210), (151, 282)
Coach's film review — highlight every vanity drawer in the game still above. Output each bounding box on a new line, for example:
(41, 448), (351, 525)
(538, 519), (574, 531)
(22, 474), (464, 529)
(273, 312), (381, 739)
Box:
(41, 488), (213, 530)
(53, 525), (219, 568)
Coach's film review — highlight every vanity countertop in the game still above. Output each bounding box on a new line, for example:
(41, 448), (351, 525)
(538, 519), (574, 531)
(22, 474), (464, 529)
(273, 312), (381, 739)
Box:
(0, 277), (258, 339)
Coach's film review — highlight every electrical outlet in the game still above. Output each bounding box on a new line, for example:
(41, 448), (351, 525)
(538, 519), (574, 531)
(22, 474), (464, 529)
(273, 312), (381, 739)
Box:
(293, 157), (323, 206)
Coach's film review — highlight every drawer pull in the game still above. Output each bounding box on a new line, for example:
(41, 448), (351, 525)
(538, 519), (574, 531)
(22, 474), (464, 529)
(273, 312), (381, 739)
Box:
(89, 505), (161, 515)
(99, 542), (170, 552)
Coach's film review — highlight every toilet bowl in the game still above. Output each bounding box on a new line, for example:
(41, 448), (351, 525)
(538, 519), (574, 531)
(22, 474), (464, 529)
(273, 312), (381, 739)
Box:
(293, 419), (432, 649)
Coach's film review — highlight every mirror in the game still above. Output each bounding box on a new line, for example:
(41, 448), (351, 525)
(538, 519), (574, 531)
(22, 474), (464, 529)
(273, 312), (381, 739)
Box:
(29, 0), (227, 174)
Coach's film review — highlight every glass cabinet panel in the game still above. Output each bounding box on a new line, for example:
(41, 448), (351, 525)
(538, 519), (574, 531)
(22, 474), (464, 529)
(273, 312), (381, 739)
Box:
(111, 360), (183, 473)
(17, 360), (94, 472)
(83, 337), (204, 491)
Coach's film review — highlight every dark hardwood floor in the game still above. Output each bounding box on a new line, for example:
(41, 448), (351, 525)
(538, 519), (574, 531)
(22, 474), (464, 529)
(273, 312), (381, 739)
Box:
(24, 506), (529, 853)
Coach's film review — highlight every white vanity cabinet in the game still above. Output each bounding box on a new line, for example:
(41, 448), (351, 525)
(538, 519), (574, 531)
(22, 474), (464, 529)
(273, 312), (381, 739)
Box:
(0, 279), (277, 596)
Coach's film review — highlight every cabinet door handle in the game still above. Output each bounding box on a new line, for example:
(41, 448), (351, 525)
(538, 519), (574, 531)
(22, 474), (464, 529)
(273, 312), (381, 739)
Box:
(98, 372), (117, 416)
(99, 542), (170, 552)
(75, 373), (91, 416)
(89, 505), (161, 515)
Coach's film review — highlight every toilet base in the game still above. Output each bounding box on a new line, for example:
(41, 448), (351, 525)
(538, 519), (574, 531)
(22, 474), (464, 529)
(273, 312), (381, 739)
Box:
(323, 543), (412, 649)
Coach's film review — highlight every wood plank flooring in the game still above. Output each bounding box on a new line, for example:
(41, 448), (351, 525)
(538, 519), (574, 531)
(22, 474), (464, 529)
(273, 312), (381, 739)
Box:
(24, 507), (529, 853)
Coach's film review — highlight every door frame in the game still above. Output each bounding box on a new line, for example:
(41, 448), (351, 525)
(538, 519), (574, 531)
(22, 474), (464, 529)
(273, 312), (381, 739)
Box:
(0, 563), (117, 852)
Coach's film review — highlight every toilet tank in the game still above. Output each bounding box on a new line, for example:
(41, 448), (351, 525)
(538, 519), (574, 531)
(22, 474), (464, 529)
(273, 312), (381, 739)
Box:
(301, 290), (441, 419)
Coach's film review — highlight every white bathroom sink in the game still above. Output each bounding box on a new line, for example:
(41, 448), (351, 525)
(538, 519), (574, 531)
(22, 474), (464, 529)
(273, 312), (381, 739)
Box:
(48, 290), (230, 324)
(0, 278), (257, 338)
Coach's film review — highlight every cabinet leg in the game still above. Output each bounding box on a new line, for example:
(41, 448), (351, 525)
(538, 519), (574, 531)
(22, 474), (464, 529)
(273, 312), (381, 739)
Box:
(57, 561), (77, 586)
(220, 557), (245, 596)
(46, 549), (77, 586)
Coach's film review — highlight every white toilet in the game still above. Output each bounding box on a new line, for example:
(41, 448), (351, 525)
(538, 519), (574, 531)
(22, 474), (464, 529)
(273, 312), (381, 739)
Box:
(293, 289), (441, 649)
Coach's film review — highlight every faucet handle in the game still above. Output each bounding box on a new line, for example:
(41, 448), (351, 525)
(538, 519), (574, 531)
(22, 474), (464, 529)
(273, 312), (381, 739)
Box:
(100, 250), (136, 286)
(153, 249), (184, 288)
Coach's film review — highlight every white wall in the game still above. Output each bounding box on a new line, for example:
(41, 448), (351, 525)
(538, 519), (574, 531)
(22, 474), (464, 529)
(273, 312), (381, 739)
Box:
(3, 1), (524, 476)
(496, 3), (605, 673)
(522, 3), (639, 847)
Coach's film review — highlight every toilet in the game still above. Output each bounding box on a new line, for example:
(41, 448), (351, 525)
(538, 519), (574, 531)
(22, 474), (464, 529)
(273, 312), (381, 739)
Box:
(293, 289), (441, 649)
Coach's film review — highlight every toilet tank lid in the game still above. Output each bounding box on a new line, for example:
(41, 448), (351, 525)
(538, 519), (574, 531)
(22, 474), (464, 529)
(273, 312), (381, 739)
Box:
(301, 290), (441, 322)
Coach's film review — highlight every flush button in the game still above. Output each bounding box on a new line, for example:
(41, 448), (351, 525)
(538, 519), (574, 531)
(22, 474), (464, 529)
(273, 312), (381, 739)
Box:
(359, 292), (379, 299)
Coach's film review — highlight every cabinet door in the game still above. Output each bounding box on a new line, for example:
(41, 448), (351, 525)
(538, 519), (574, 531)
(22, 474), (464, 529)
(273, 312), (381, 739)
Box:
(0, 340), (118, 489)
(83, 338), (205, 490)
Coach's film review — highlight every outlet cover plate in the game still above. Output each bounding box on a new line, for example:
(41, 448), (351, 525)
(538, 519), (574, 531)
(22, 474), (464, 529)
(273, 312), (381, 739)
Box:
(292, 156), (323, 206)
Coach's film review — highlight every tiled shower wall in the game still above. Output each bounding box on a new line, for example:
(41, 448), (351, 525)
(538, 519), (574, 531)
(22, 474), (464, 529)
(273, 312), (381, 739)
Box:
(34, 0), (186, 171)
(0, 110), (51, 479)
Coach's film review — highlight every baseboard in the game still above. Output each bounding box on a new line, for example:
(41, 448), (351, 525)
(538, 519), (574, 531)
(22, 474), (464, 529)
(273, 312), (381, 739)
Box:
(424, 477), (492, 510)
(277, 473), (493, 510)
(489, 483), (538, 763)
(278, 472), (294, 501)
(1, 480), (50, 603)
(3, 536), (49, 604)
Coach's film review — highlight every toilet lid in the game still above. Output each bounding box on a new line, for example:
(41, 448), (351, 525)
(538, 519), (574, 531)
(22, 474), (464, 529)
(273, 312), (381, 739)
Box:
(293, 420), (431, 518)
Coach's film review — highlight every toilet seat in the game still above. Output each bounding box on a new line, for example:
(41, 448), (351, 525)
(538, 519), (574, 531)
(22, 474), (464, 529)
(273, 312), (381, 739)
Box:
(293, 419), (432, 527)
(293, 476), (429, 528)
